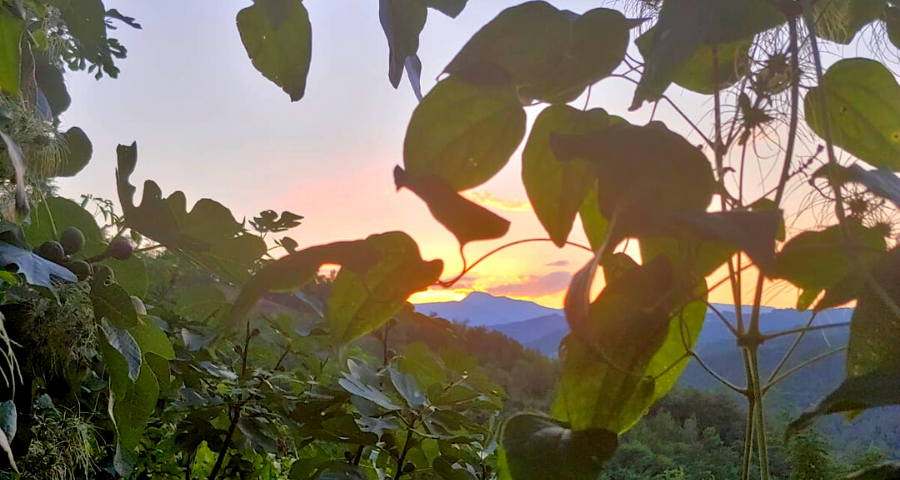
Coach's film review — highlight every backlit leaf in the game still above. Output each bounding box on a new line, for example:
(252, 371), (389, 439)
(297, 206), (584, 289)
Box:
(379, 0), (426, 92)
(237, 0), (312, 102)
(328, 232), (442, 344)
(805, 58), (900, 170)
(523, 106), (611, 247)
(846, 246), (900, 378)
(500, 413), (617, 480)
(403, 76), (526, 191)
(0, 11), (23, 95)
(395, 167), (510, 247)
(398, 342), (446, 390)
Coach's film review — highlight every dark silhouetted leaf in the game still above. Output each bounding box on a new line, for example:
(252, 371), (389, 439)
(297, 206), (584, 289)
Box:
(34, 56), (71, 117)
(425, 0), (467, 17)
(226, 238), (379, 334)
(550, 122), (715, 231)
(827, 164), (900, 209)
(663, 210), (781, 272)
(786, 369), (900, 438)
(445, 3), (628, 104)
(395, 167), (510, 246)
(523, 106), (612, 247)
(846, 246), (900, 378)
(887, 6), (900, 48)
(328, 232), (442, 344)
(0, 12), (23, 95)
(636, 28), (751, 95)
(631, 0), (783, 109)
(92, 280), (138, 329)
(379, 0), (426, 92)
(843, 461), (900, 479)
(403, 76), (525, 191)
(813, 0), (885, 44)
(805, 58), (900, 170)
(500, 413), (617, 480)
(237, 0), (312, 102)
(0, 242), (76, 287)
(56, 127), (93, 177)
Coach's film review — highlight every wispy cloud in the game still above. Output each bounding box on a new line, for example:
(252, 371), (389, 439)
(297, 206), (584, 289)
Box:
(461, 190), (532, 212)
(546, 260), (570, 267)
(485, 271), (572, 298)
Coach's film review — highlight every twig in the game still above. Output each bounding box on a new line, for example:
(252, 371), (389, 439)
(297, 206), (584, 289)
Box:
(761, 321), (849, 341)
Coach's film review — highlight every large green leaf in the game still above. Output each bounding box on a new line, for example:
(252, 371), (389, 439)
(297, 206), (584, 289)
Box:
(444, 3), (628, 104)
(174, 283), (227, 321)
(550, 122), (715, 229)
(0, 242), (76, 287)
(636, 28), (751, 95)
(104, 256), (149, 299)
(226, 239), (379, 334)
(403, 76), (526, 191)
(805, 58), (900, 170)
(523, 106), (612, 247)
(398, 342), (447, 391)
(0, 11), (23, 95)
(394, 167), (510, 247)
(632, 0), (783, 109)
(500, 413), (617, 480)
(237, 0), (312, 102)
(25, 196), (104, 256)
(772, 224), (886, 309)
(327, 232), (442, 344)
(846, 246), (900, 377)
(35, 55), (71, 118)
(92, 280), (139, 329)
(559, 257), (697, 433)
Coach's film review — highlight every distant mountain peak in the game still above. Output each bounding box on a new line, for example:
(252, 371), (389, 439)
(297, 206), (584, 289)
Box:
(413, 291), (560, 327)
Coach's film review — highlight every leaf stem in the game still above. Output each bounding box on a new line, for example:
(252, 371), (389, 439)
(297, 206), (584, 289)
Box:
(761, 321), (849, 341)
(393, 425), (415, 480)
(208, 324), (253, 480)
(748, 347), (771, 480)
(765, 311), (819, 384)
(763, 346), (847, 394)
(690, 351), (746, 395)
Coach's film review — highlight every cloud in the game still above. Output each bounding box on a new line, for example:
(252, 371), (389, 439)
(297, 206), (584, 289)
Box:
(546, 260), (570, 267)
(461, 190), (531, 212)
(485, 271), (572, 298)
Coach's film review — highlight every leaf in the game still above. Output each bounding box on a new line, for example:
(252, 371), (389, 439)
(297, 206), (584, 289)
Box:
(500, 413), (617, 480)
(237, 0), (312, 102)
(559, 257), (697, 433)
(550, 122), (716, 230)
(104, 256), (149, 299)
(100, 318), (142, 382)
(579, 185), (608, 251)
(174, 283), (227, 321)
(226, 238), (379, 334)
(662, 210), (781, 272)
(389, 368), (427, 408)
(238, 417), (278, 453)
(444, 3), (628, 104)
(56, 127), (93, 177)
(887, 6), (900, 49)
(0, 11), (23, 95)
(424, 0), (467, 18)
(116, 143), (267, 281)
(772, 224), (886, 307)
(523, 106), (612, 247)
(786, 369), (900, 438)
(804, 58), (900, 170)
(846, 246), (900, 378)
(636, 28), (751, 95)
(92, 280), (139, 329)
(0, 242), (76, 287)
(34, 55), (71, 117)
(631, 0), (783, 109)
(394, 167), (509, 247)
(843, 462), (900, 479)
(398, 342), (446, 390)
(813, 0), (885, 44)
(403, 76), (526, 191)
(328, 232), (443, 344)
(338, 359), (400, 411)
(378, 0), (426, 91)
(25, 196), (104, 256)
(356, 415), (399, 437)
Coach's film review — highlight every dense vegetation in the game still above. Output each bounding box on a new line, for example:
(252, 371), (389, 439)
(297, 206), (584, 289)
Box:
(0, 0), (898, 479)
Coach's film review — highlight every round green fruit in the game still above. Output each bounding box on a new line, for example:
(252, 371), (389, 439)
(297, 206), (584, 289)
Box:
(59, 227), (86, 255)
(108, 238), (133, 260)
(67, 259), (92, 281)
(38, 241), (65, 263)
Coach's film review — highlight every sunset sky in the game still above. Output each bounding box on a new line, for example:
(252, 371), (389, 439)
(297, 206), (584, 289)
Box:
(55, 0), (846, 309)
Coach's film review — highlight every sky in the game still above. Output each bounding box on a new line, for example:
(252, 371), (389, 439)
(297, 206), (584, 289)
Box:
(56, 0), (824, 309)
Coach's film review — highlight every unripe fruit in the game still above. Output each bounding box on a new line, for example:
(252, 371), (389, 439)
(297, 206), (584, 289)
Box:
(67, 259), (92, 281)
(59, 227), (85, 255)
(108, 238), (134, 260)
(38, 241), (65, 263)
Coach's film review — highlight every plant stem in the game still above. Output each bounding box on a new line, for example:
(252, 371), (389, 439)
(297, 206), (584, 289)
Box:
(740, 351), (755, 480)
(762, 321), (849, 341)
(774, 16), (801, 206)
(208, 324), (253, 480)
(766, 312), (819, 384)
(764, 346), (847, 394)
(748, 347), (771, 480)
(393, 426), (415, 480)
